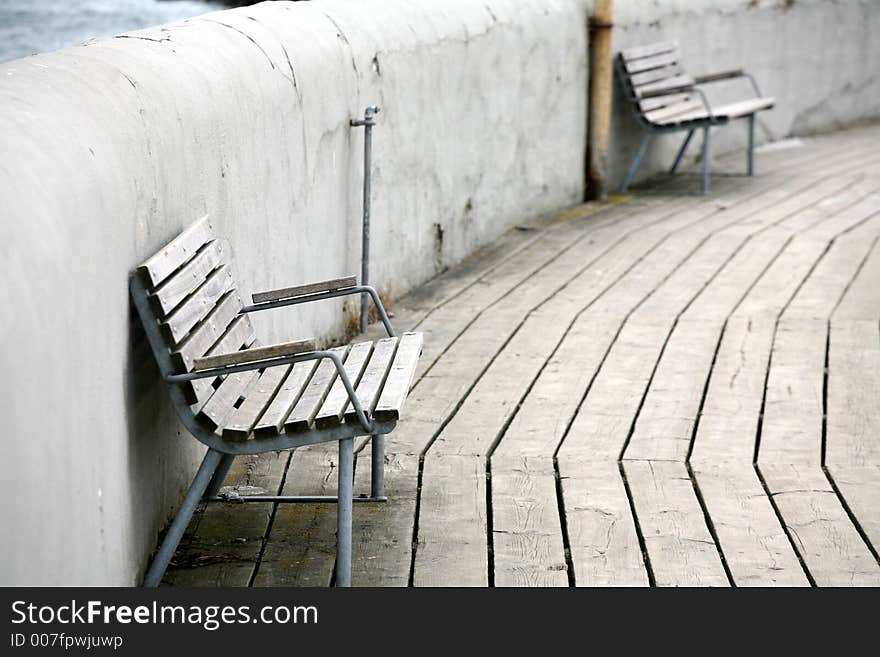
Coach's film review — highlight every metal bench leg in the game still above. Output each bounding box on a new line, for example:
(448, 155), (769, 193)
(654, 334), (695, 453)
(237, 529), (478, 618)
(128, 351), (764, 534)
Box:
(620, 130), (652, 193)
(335, 437), (354, 587)
(144, 448), (224, 587)
(371, 434), (386, 499)
(204, 453), (235, 500)
(701, 125), (712, 195)
(747, 114), (756, 176)
(670, 129), (695, 174)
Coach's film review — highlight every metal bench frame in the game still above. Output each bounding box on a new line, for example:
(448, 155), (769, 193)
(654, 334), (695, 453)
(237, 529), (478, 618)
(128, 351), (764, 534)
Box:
(616, 50), (767, 195)
(131, 275), (398, 587)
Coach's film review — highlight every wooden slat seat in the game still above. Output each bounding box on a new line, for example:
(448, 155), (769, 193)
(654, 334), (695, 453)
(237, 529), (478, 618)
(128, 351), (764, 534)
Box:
(616, 40), (774, 194)
(130, 216), (423, 588)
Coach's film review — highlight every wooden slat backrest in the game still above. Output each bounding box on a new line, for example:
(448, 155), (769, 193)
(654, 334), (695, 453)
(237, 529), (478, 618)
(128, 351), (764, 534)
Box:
(137, 215), (215, 289)
(617, 41), (701, 125)
(620, 40), (678, 63)
(135, 216), (255, 410)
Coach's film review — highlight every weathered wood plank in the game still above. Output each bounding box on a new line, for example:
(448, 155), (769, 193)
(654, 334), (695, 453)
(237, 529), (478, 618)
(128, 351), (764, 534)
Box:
(314, 341), (374, 428)
(284, 346), (349, 432)
(624, 50), (679, 74)
(252, 275), (358, 304)
(413, 454), (487, 587)
(138, 215), (214, 289)
(171, 291), (245, 372)
(252, 446), (341, 587)
(689, 316), (775, 464)
(185, 314), (255, 407)
(558, 459), (649, 586)
(161, 265), (235, 345)
(638, 92), (691, 112)
(621, 40), (678, 62)
(490, 456), (568, 587)
(351, 447), (420, 587)
(629, 63), (683, 88)
(623, 459), (729, 586)
(761, 464), (880, 585)
(149, 239), (227, 317)
(690, 464), (809, 586)
(634, 74), (695, 99)
(193, 338), (316, 371)
(343, 337), (398, 425)
(824, 467), (880, 556)
(222, 365), (291, 441)
(253, 360), (319, 437)
(373, 333), (423, 423)
(196, 366), (260, 432)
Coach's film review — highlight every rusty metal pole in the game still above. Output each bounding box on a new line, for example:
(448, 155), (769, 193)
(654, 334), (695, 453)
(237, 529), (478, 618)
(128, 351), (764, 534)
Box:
(587, 0), (614, 201)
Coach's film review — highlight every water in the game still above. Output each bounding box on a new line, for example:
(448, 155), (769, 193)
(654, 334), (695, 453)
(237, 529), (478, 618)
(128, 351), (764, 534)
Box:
(0, 0), (226, 63)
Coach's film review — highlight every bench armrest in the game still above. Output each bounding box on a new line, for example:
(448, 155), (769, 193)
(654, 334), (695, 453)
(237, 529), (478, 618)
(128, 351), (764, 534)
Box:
(639, 83), (694, 99)
(166, 347), (375, 432)
(192, 339), (317, 371)
(252, 276), (357, 304)
(693, 68), (744, 84)
(694, 68), (762, 96)
(242, 280), (396, 338)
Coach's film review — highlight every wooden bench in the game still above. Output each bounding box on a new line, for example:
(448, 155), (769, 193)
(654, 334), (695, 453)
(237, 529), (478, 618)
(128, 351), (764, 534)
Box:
(616, 40), (774, 194)
(130, 216), (422, 587)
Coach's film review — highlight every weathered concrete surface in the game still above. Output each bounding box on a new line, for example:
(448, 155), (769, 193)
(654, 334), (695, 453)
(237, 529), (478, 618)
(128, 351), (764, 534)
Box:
(0, 0), (587, 584)
(608, 0), (880, 186)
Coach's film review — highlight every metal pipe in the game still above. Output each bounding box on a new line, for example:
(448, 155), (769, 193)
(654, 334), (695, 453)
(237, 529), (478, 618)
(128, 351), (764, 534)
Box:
(701, 125), (712, 194)
(206, 495), (388, 503)
(350, 106), (380, 334)
(241, 284), (395, 337)
(371, 433), (385, 498)
(586, 0), (614, 200)
(204, 453), (236, 500)
(748, 114), (755, 176)
(166, 350), (375, 433)
(335, 437), (354, 587)
(144, 449), (224, 587)
(621, 130), (651, 193)
(670, 129), (695, 174)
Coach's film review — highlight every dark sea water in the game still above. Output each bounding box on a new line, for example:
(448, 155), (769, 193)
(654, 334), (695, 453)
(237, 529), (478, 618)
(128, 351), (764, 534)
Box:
(0, 0), (225, 63)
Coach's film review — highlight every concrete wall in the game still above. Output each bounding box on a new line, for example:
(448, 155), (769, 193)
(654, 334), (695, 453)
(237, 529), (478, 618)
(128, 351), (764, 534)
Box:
(0, 0), (588, 585)
(607, 0), (880, 187)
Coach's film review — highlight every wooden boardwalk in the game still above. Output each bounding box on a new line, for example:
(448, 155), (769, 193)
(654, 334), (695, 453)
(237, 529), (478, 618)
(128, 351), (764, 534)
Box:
(164, 124), (880, 587)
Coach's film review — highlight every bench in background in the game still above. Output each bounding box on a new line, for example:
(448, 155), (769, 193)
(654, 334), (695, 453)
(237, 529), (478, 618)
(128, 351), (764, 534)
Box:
(616, 40), (775, 194)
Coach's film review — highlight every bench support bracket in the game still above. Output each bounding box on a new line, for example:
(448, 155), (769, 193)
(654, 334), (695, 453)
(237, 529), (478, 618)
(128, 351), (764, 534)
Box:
(620, 130), (652, 193)
(670, 129), (695, 174)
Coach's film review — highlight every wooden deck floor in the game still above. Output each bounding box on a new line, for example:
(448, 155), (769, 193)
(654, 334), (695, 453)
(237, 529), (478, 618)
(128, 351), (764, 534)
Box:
(164, 124), (880, 587)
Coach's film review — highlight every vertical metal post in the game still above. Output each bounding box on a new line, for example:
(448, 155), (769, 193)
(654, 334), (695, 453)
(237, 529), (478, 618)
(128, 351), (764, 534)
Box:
(144, 449), (224, 587)
(747, 113), (755, 176)
(371, 433), (385, 499)
(350, 106), (381, 334)
(204, 453), (235, 500)
(701, 125), (712, 195)
(335, 437), (354, 587)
